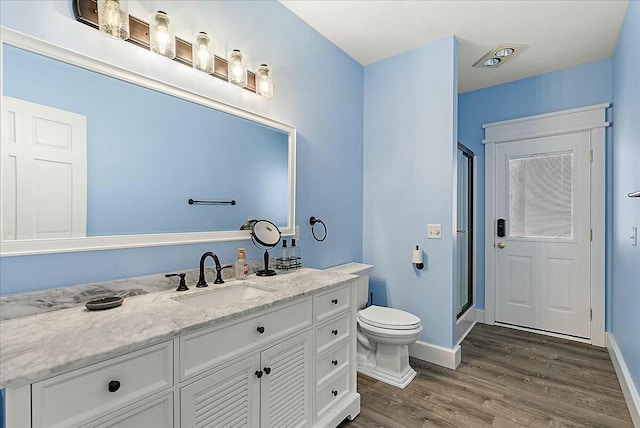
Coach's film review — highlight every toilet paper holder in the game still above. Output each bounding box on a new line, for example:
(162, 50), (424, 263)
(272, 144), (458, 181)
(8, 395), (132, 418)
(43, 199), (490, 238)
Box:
(413, 245), (424, 270)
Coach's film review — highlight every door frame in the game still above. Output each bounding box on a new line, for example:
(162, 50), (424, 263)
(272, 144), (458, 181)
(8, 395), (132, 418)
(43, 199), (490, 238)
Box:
(483, 103), (609, 346)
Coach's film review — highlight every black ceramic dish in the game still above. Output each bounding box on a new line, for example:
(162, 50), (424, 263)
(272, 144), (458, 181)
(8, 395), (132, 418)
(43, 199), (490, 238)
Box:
(85, 296), (124, 311)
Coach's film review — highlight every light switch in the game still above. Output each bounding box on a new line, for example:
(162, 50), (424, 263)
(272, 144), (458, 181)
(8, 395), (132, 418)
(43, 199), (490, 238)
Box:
(631, 227), (638, 247)
(427, 224), (442, 239)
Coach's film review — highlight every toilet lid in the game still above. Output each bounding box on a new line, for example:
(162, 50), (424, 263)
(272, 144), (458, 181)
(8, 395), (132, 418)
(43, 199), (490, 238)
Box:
(358, 305), (421, 330)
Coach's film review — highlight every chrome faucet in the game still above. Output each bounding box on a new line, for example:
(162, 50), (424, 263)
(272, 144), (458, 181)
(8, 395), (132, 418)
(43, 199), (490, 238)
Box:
(196, 252), (232, 287)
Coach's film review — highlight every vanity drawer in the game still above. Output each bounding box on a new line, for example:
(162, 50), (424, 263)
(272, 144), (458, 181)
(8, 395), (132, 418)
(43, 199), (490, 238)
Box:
(316, 367), (351, 420)
(181, 297), (312, 380)
(315, 312), (351, 355)
(314, 283), (351, 322)
(32, 341), (173, 428)
(316, 342), (350, 387)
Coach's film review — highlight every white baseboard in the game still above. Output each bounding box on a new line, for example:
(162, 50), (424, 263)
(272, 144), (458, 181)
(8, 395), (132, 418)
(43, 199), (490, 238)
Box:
(475, 309), (485, 323)
(409, 340), (461, 370)
(607, 333), (640, 427)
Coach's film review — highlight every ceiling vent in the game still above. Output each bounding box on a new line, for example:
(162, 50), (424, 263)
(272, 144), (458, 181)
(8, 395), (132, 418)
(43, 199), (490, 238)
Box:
(473, 44), (529, 68)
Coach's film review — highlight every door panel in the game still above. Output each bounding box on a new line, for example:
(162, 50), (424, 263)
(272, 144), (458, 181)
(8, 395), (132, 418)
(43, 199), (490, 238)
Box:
(495, 132), (590, 338)
(1, 96), (87, 240)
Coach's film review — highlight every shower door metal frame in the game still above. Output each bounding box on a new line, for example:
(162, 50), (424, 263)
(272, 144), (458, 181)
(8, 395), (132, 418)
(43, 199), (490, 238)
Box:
(457, 143), (474, 319)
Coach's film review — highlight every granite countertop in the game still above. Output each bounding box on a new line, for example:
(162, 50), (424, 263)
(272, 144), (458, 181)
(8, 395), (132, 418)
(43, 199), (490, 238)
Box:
(0, 268), (355, 389)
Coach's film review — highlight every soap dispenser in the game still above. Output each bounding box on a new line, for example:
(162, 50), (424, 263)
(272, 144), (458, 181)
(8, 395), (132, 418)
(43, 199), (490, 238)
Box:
(235, 248), (249, 279)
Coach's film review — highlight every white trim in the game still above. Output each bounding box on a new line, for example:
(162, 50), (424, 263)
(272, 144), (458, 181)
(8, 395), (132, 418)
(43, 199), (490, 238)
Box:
(590, 127), (606, 347)
(475, 309), (485, 323)
(409, 340), (461, 370)
(483, 104), (608, 346)
(5, 384), (31, 428)
(483, 103), (610, 144)
(607, 333), (640, 426)
(0, 27), (297, 256)
(472, 154), (478, 319)
(484, 142), (496, 325)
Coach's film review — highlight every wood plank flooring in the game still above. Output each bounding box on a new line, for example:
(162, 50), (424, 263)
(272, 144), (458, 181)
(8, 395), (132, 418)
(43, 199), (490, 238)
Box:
(339, 323), (633, 427)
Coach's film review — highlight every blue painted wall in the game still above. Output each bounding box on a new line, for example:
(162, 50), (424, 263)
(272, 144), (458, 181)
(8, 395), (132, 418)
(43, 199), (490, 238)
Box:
(0, 0), (364, 295)
(363, 36), (458, 349)
(458, 58), (613, 313)
(611, 0), (640, 404)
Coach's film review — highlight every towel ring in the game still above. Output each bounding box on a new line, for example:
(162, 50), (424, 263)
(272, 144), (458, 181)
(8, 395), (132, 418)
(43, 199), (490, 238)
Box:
(309, 216), (327, 242)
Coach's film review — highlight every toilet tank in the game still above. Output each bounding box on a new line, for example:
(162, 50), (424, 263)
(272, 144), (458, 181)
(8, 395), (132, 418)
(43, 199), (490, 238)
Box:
(325, 263), (373, 308)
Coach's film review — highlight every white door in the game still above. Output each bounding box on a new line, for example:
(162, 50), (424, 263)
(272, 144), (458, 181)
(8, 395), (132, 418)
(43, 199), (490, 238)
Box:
(1, 96), (87, 240)
(494, 132), (591, 338)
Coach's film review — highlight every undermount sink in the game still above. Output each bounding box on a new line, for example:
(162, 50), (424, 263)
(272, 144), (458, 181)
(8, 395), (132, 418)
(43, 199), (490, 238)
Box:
(174, 283), (273, 310)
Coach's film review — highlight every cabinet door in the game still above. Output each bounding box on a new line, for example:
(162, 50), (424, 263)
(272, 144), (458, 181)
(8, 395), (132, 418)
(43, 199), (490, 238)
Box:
(260, 330), (313, 428)
(181, 355), (261, 428)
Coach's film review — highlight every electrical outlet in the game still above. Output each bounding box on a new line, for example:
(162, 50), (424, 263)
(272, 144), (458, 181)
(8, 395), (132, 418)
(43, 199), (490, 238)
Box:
(427, 224), (442, 239)
(631, 226), (638, 247)
(295, 226), (300, 241)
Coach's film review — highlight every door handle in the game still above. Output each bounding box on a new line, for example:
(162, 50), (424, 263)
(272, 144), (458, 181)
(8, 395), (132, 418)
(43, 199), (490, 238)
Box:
(497, 242), (505, 249)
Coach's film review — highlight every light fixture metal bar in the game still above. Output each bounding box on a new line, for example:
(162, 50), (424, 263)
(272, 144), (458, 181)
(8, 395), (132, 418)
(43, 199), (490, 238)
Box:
(73, 0), (256, 92)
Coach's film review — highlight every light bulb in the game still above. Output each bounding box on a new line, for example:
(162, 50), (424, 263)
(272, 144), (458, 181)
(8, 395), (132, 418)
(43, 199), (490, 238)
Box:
(228, 49), (247, 87)
(192, 32), (214, 73)
(149, 11), (175, 59)
(98, 0), (129, 40)
(256, 64), (273, 98)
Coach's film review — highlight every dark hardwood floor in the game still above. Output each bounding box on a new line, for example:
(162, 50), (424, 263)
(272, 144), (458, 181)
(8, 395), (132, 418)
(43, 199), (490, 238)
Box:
(339, 323), (633, 427)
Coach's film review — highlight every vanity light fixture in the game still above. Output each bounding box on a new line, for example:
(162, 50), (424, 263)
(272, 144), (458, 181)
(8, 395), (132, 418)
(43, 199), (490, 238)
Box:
(256, 64), (273, 98)
(74, 0), (267, 96)
(97, 0), (129, 40)
(192, 32), (214, 73)
(473, 44), (529, 69)
(149, 11), (175, 59)
(228, 49), (247, 87)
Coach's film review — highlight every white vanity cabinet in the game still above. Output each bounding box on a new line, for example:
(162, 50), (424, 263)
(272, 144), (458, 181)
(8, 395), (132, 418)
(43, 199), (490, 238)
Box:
(4, 277), (359, 428)
(181, 331), (313, 428)
(179, 297), (314, 428)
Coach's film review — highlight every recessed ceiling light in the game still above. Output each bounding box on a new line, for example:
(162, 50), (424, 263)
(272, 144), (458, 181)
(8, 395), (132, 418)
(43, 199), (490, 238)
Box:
(495, 48), (515, 57)
(473, 44), (529, 69)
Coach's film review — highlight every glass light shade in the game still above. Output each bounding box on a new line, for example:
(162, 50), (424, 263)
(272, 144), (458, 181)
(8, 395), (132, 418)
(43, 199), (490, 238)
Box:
(192, 32), (214, 73)
(228, 49), (247, 87)
(256, 64), (274, 98)
(149, 11), (176, 59)
(97, 0), (129, 40)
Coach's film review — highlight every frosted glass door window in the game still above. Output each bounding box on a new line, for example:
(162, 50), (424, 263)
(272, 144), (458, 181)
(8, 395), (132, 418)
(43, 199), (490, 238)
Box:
(508, 152), (573, 239)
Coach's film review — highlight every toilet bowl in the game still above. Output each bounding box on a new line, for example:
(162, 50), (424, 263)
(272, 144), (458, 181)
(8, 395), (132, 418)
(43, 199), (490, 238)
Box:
(326, 263), (423, 389)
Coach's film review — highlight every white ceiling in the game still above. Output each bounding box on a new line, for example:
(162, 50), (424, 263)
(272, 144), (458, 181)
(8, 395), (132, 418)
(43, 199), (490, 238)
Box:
(279, 0), (630, 93)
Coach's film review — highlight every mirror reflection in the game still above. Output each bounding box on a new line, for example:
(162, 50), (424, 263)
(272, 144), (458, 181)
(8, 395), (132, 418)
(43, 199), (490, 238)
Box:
(1, 45), (290, 241)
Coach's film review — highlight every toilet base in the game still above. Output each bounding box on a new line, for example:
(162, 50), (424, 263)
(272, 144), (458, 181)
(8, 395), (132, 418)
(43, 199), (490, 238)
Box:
(356, 342), (417, 389)
(356, 363), (417, 389)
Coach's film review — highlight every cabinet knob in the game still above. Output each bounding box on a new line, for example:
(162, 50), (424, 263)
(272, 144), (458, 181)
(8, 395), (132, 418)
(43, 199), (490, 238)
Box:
(255, 370), (263, 379)
(332, 359), (338, 366)
(332, 329), (338, 336)
(108, 380), (121, 393)
(332, 389), (338, 397)
(263, 367), (271, 375)
(331, 298), (338, 304)
(257, 326), (265, 334)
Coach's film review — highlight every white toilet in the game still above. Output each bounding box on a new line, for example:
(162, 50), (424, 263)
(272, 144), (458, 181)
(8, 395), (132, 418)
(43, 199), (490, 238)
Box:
(327, 263), (423, 388)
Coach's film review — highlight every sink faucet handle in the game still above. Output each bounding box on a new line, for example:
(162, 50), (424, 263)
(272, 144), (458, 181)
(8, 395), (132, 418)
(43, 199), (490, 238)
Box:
(166, 273), (189, 292)
(214, 265), (234, 284)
